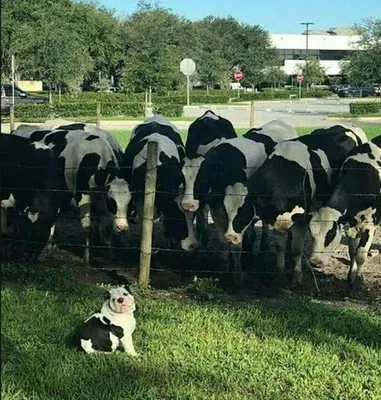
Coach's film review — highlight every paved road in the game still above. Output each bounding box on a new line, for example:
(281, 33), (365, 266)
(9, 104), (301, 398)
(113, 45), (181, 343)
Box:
(2, 98), (380, 133)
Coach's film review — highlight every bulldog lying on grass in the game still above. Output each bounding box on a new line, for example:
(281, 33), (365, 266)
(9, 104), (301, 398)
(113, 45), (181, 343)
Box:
(72, 286), (138, 356)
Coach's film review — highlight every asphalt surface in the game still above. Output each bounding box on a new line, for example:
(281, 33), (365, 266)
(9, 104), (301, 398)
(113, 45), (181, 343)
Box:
(2, 98), (380, 133)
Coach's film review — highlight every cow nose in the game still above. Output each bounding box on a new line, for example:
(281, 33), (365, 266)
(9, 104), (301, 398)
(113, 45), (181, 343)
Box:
(225, 233), (242, 245)
(309, 255), (327, 267)
(182, 202), (197, 212)
(116, 225), (128, 233)
(117, 298), (124, 304)
(189, 241), (199, 250)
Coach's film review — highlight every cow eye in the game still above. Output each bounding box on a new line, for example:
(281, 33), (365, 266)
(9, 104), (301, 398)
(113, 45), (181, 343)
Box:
(106, 197), (117, 215)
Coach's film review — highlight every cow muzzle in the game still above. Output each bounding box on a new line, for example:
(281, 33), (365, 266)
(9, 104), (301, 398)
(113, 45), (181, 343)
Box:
(181, 238), (200, 251)
(224, 232), (243, 245)
(309, 254), (330, 268)
(181, 201), (199, 212)
(114, 223), (129, 233)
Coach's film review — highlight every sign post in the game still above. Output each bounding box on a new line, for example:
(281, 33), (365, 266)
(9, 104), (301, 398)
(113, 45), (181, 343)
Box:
(296, 74), (304, 99)
(234, 70), (243, 98)
(180, 58), (196, 106)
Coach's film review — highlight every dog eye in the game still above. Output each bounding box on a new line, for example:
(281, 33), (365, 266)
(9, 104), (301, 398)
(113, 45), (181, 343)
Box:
(123, 293), (128, 296)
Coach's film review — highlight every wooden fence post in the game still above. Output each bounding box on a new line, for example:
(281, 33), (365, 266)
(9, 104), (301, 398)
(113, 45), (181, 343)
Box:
(96, 103), (101, 128)
(249, 101), (255, 128)
(9, 105), (15, 132)
(138, 140), (158, 289)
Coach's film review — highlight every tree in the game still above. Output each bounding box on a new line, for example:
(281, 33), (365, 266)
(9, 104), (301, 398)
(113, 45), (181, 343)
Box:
(12, 1), (93, 92)
(239, 24), (278, 90)
(341, 18), (381, 90)
(297, 60), (326, 88)
(120, 2), (185, 93)
(264, 66), (288, 89)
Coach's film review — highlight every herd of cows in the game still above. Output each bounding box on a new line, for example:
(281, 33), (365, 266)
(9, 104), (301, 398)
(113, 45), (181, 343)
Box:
(1, 111), (380, 289)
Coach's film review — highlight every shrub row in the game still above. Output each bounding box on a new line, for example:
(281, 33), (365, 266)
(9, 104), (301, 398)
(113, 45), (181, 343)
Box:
(51, 93), (231, 105)
(231, 89), (331, 101)
(349, 102), (381, 115)
(152, 103), (183, 117)
(14, 102), (145, 119)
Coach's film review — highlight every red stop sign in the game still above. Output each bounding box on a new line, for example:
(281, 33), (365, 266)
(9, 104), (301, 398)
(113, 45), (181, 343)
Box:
(234, 70), (243, 81)
(296, 75), (304, 83)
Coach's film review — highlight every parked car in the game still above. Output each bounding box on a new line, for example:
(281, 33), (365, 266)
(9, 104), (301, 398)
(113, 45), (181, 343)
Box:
(1, 83), (49, 115)
(372, 84), (381, 97)
(337, 86), (376, 98)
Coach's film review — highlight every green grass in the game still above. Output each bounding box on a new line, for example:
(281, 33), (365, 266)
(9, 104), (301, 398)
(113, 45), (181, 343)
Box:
(110, 126), (380, 149)
(329, 113), (381, 118)
(2, 264), (381, 400)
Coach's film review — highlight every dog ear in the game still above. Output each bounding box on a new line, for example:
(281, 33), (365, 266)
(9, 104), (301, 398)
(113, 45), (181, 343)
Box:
(104, 289), (111, 300)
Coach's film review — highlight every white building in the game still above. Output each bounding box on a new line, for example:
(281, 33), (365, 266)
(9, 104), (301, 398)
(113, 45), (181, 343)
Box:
(270, 28), (361, 76)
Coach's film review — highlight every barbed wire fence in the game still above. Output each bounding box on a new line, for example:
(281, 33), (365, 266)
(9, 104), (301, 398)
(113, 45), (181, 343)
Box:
(2, 139), (380, 291)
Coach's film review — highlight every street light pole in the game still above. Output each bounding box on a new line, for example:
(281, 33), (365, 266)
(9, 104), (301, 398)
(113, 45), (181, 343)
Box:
(300, 22), (314, 90)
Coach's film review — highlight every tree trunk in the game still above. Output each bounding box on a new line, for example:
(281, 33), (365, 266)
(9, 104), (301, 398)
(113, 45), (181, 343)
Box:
(49, 83), (52, 104)
(206, 85), (209, 96)
(58, 86), (61, 103)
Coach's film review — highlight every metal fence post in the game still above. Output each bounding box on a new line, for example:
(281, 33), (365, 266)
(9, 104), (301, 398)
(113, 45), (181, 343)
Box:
(96, 103), (101, 128)
(9, 105), (15, 132)
(249, 101), (255, 128)
(138, 140), (158, 289)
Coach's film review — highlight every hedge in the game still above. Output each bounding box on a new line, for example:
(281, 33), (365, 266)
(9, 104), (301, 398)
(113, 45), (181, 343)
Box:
(14, 102), (145, 119)
(349, 102), (381, 115)
(152, 103), (183, 117)
(231, 89), (331, 101)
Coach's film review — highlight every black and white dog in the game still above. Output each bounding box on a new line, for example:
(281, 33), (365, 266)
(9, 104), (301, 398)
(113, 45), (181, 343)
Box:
(72, 287), (138, 355)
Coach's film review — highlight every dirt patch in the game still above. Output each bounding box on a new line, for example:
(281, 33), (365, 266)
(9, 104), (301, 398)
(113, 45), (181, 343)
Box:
(2, 210), (380, 301)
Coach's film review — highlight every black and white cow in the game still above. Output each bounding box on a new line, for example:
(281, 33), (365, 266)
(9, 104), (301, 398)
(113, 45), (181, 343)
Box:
(1, 133), (63, 260)
(12, 128), (132, 263)
(181, 119), (298, 284)
(13, 121), (124, 164)
(309, 135), (381, 287)
(123, 115), (198, 251)
(182, 110), (237, 244)
(240, 124), (368, 284)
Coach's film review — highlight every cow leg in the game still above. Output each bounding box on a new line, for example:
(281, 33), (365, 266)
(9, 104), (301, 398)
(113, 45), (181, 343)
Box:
(274, 230), (287, 276)
(78, 194), (92, 264)
(210, 207), (229, 272)
(289, 223), (308, 285)
(230, 243), (243, 286)
(196, 206), (209, 247)
(260, 222), (270, 252)
(1, 207), (8, 234)
(347, 227), (375, 288)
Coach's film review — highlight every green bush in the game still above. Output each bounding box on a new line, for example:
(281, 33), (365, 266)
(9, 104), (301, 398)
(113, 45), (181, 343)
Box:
(231, 89), (331, 102)
(153, 95), (230, 104)
(52, 92), (145, 103)
(14, 103), (52, 119)
(153, 103), (183, 117)
(15, 102), (145, 120)
(349, 102), (381, 115)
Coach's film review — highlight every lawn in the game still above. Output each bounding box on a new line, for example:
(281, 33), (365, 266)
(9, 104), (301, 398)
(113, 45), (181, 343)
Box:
(111, 126), (380, 149)
(2, 264), (381, 400)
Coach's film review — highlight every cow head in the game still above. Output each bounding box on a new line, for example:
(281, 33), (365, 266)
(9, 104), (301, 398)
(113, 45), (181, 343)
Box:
(181, 155), (207, 213)
(309, 207), (343, 266)
(105, 178), (132, 233)
(222, 183), (256, 245)
(161, 197), (199, 251)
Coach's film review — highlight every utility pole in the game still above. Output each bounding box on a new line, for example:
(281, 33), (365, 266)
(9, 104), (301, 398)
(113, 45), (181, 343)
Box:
(300, 22), (314, 90)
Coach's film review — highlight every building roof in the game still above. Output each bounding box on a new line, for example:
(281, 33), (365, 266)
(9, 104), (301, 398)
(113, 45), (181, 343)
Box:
(301, 27), (360, 36)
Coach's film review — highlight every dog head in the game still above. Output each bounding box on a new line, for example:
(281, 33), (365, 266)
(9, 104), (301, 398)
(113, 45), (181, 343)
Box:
(105, 286), (136, 314)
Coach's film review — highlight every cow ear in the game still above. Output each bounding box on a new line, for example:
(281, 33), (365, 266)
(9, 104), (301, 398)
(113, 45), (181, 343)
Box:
(292, 212), (312, 224)
(338, 215), (347, 226)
